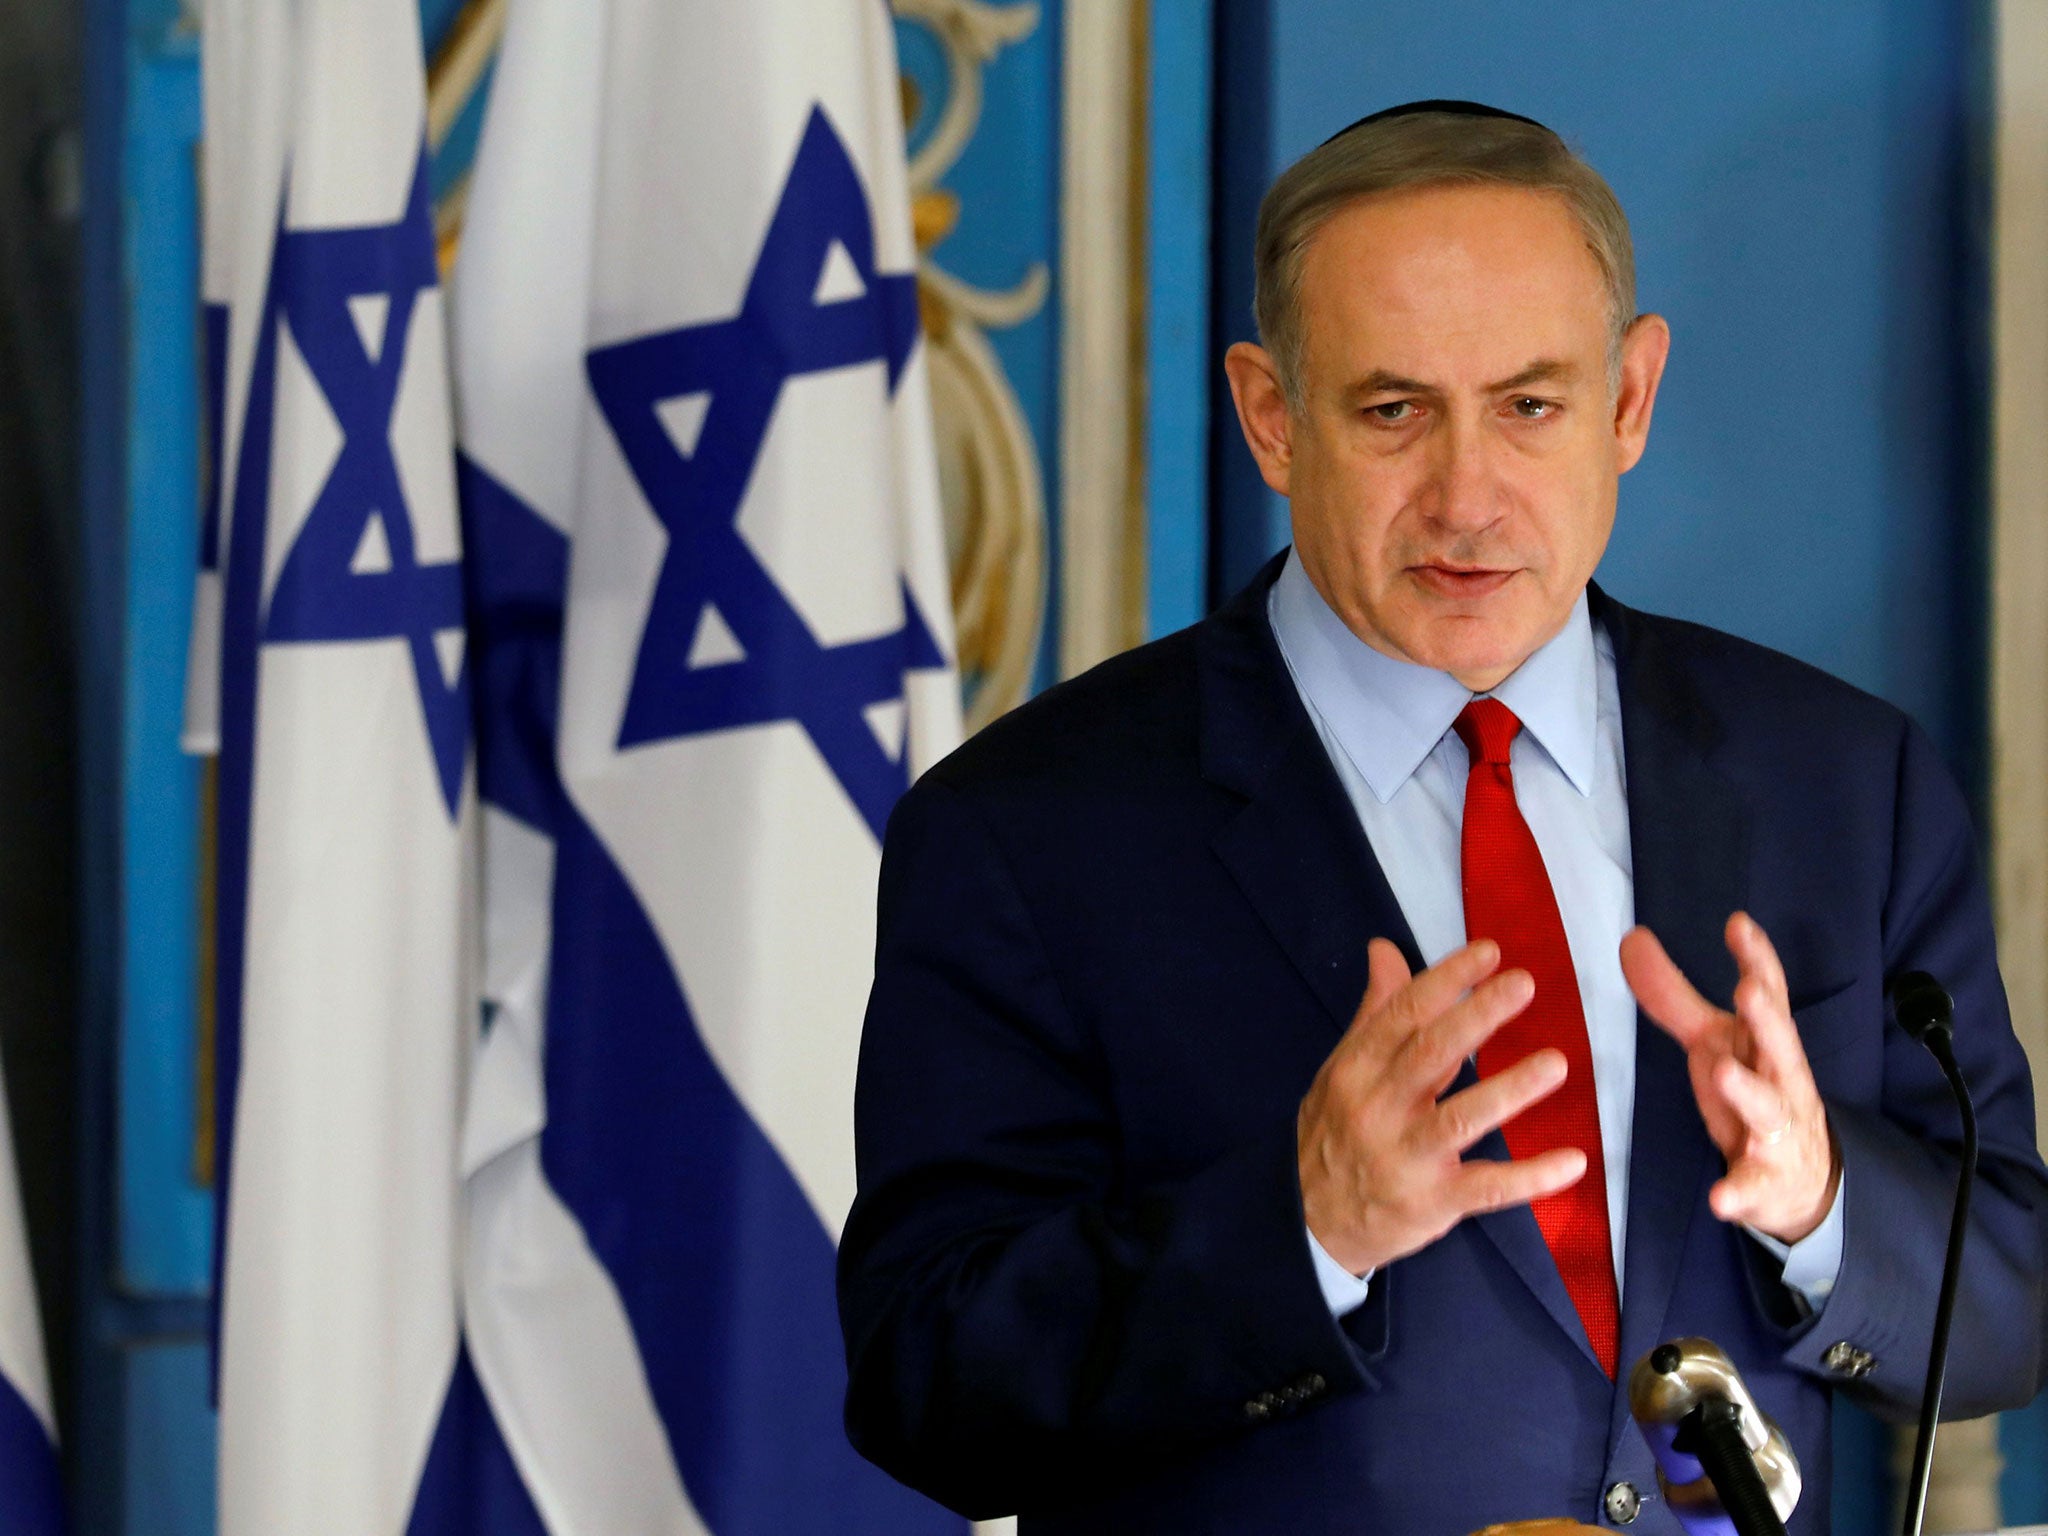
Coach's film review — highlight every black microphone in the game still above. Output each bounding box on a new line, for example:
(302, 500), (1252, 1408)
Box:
(1885, 970), (1978, 1536)
(1629, 1337), (1800, 1536)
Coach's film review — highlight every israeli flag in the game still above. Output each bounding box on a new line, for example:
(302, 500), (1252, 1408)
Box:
(0, 1078), (61, 1530)
(449, 0), (966, 1530)
(192, 1), (473, 1531)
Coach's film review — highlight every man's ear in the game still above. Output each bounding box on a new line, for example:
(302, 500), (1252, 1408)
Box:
(1224, 341), (1294, 497)
(1613, 314), (1671, 476)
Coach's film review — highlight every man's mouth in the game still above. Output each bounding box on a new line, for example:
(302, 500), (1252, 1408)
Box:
(1411, 564), (1516, 598)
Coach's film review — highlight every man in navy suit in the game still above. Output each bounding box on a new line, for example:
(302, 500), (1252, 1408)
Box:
(837, 104), (2048, 1533)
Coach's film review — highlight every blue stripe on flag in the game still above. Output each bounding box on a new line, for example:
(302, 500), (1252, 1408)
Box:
(462, 458), (962, 1535)
(405, 1342), (548, 1536)
(208, 211), (288, 1389)
(542, 807), (960, 1535)
(0, 1369), (64, 1534)
(200, 302), (228, 573)
(460, 454), (566, 837)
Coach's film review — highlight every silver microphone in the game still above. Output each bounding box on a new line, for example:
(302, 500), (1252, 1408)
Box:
(1628, 1337), (1801, 1536)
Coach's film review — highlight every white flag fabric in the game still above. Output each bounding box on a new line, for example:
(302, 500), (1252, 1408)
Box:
(447, 0), (967, 1529)
(0, 1074), (61, 1530)
(194, 1), (473, 1531)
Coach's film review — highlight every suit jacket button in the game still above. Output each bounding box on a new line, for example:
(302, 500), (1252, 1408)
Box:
(1603, 1480), (1641, 1524)
(1823, 1341), (1876, 1378)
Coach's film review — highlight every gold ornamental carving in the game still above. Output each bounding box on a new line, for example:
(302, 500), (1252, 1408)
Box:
(895, 0), (1050, 731)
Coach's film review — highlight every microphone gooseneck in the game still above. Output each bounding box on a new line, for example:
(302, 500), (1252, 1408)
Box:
(1886, 971), (1978, 1536)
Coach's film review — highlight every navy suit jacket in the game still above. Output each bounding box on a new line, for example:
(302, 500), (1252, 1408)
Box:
(838, 559), (2048, 1534)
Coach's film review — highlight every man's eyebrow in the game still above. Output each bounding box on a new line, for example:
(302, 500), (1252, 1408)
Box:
(1488, 359), (1578, 392)
(1343, 360), (1581, 400)
(1346, 369), (1441, 399)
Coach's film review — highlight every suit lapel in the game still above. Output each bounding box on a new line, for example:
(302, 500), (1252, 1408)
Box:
(1199, 558), (1424, 1022)
(1594, 589), (1746, 1424)
(1458, 1069), (1610, 1372)
(1208, 723), (1423, 1028)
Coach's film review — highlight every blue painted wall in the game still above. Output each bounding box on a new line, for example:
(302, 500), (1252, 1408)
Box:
(1146, 1), (1214, 637)
(1213, 1), (1986, 789)
(1208, 3), (2001, 1530)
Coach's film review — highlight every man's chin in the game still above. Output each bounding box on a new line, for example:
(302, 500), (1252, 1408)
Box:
(1390, 612), (1541, 690)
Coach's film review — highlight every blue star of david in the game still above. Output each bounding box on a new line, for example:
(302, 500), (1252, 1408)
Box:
(261, 153), (469, 817)
(586, 106), (944, 843)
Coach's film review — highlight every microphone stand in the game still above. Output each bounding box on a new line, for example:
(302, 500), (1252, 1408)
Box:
(1669, 1390), (1786, 1536)
(1888, 973), (1979, 1536)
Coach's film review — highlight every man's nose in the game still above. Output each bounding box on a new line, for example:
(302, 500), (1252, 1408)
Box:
(1423, 416), (1500, 532)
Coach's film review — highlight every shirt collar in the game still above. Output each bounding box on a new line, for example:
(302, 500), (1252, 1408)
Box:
(1268, 550), (1599, 803)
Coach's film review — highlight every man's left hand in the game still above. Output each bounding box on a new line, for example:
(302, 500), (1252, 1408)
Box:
(1619, 912), (1840, 1244)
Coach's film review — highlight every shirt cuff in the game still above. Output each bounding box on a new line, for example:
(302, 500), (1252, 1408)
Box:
(1744, 1166), (1846, 1309)
(1306, 1224), (1375, 1316)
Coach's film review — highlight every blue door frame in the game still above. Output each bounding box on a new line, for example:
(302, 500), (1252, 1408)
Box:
(78, 0), (217, 1531)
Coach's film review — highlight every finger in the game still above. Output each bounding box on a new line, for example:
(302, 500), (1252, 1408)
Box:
(1358, 938), (1412, 1019)
(1714, 1056), (1790, 1145)
(1620, 926), (1724, 1047)
(1732, 970), (1816, 1092)
(1395, 938), (1504, 1027)
(1429, 1048), (1568, 1153)
(1708, 1163), (1773, 1225)
(1367, 938), (1502, 1040)
(1726, 911), (1789, 1009)
(1450, 1146), (1588, 1218)
(1335, 939), (1416, 1069)
(1395, 967), (1535, 1093)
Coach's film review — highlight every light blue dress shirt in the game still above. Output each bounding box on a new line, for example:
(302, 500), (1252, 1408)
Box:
(1264, 551), (1843, 1319)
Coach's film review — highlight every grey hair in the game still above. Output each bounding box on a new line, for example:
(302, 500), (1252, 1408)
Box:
(1253, 111), (1636, 410)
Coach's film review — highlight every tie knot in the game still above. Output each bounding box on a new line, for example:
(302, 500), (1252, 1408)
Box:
(1454, 697), (1521, 766)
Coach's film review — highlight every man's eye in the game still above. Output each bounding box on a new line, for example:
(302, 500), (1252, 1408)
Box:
(1510, 397), (1556, 419)
(1368, 401), (1416, 423)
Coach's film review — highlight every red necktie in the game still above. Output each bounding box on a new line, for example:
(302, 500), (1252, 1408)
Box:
(1454, 698), (1619, 1378)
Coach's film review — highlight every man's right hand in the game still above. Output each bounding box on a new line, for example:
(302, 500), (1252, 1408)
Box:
(1297, 937), (1588, 1277)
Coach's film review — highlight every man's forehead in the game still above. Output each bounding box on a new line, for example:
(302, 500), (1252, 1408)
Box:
(1302, 186), (1608, 313)
(1312, 181), (1588, 262)
(1296, 190), (1611, 390)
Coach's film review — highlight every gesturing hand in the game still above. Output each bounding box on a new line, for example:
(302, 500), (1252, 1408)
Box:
(1297, 937), (1588, 1278)
(1619, 912), (1840, 1244)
